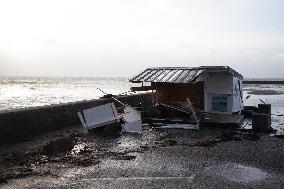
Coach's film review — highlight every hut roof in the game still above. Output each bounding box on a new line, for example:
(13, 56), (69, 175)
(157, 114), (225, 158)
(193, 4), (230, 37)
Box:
(129, 66), (243, 84)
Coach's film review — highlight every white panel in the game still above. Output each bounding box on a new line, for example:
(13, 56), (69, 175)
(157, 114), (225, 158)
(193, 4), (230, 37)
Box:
(122, 105), (142, 132)
(111, 103), (119, 119)
(77, 112), (87, 128)
(123, 106), (141, 122)
(82, 102), (118, 128)
(205, 72), (232, 94)
(122, 120), (142, 132)
(203, 72), (234, 113)
(232, 77), (244, 112)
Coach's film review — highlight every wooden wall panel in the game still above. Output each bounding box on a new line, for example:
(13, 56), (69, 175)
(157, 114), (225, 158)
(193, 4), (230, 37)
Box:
(153, 82), (204, 110)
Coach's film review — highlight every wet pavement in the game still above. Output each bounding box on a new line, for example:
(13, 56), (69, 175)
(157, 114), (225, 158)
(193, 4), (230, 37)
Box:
(0, 127), (283, 189)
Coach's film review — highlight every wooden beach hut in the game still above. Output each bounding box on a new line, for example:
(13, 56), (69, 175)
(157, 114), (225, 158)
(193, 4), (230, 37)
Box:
(129, 66), (244, 114)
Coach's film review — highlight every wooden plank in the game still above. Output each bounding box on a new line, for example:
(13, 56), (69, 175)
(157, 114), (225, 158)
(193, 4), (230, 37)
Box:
(203, 113), (244, 128)
(131, 86), (153, 92)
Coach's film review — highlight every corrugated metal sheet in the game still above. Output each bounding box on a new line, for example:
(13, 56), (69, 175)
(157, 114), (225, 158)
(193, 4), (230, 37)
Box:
(129, 66), (243, 83)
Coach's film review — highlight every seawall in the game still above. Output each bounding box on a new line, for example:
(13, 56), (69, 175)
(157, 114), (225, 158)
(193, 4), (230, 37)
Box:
(0, 93), (152, 145)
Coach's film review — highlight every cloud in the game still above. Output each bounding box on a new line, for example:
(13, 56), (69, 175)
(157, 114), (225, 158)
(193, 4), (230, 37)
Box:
(0, 0), (283, 77)
(32, 36), (56, 44)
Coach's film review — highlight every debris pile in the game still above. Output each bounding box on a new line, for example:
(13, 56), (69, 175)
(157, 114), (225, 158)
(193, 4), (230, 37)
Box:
(79, 66), (248, 134)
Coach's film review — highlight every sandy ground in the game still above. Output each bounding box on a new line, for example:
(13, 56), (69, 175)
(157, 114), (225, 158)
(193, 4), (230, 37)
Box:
(0, 84), (283, 189)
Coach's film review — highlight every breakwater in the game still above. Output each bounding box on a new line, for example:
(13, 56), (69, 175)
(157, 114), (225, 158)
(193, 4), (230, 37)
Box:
(0, 93), (152, 144)
(243, 79), (284, 84)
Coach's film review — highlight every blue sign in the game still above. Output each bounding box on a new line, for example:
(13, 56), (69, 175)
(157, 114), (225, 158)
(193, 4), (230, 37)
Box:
(212, 96), (228, 112)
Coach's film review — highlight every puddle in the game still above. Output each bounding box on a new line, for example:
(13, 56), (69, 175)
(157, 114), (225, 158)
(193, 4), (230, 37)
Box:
(205, 163), (269, 183)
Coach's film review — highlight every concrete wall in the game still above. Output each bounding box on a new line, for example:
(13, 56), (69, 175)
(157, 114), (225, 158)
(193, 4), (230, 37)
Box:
(0, 93), (152, 145)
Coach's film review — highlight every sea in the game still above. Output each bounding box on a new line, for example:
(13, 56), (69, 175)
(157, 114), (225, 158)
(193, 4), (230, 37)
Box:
(0, 77), (137, 111)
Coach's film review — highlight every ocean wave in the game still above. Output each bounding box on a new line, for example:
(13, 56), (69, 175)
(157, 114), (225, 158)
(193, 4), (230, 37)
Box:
(0, 77), (132, 111)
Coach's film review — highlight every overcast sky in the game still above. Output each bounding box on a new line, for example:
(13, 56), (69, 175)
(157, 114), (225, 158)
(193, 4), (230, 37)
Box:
(0, 0), (283, 78)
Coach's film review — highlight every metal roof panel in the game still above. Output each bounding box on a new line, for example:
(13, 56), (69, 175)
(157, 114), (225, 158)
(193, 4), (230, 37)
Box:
(129, 66), (243, 83)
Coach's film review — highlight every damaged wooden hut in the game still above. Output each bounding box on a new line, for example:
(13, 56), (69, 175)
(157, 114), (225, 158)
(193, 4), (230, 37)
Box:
(130, 66), (245, 127)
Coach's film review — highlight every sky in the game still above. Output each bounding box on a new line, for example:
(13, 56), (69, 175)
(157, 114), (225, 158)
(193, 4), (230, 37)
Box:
(0, 0), (283, 78)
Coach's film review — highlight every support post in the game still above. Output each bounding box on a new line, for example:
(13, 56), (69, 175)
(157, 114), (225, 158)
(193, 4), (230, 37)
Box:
(252, 113), (272, 133)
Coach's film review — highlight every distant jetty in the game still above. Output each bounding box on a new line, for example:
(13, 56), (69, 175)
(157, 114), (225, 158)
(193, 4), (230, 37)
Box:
(243, 78), (284, 84)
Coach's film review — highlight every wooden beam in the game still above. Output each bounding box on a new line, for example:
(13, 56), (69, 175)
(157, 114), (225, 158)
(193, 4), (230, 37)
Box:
(131, 86), (153, 92)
